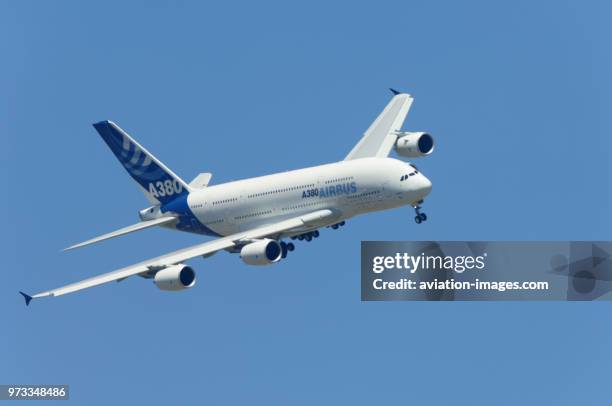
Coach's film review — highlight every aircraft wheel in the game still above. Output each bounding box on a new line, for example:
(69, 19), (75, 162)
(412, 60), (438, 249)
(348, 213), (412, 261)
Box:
(313, 230), (320, 238)
(305, 234), (312, 242)
(287, 242), (295, 251)
(415, 215), (422, 224)
(420, 213), (427, 221)
(280, 241), (288, 258)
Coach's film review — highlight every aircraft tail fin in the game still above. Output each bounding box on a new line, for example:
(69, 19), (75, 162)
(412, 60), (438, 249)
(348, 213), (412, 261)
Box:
(93, 121), (191, 205)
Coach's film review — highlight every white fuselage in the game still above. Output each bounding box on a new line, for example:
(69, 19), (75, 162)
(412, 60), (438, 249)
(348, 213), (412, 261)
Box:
(169, 157), (431, 237)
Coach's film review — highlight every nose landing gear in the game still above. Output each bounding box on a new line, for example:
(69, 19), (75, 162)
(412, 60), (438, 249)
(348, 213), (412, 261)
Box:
(413, 205), (427, 224)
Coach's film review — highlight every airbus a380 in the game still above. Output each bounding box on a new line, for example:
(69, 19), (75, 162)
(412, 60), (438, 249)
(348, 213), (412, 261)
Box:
(20, 89), (434, 305)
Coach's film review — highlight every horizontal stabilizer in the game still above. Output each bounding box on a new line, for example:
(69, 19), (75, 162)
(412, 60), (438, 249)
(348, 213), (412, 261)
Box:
(189, 173), (212, 189)
(64, 216), (177, 251)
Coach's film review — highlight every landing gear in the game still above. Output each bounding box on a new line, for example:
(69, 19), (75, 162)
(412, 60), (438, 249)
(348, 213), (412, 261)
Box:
(330, 221), (346, 230)
(280, 241), (296, 258)
(287, 228), (324, 249)
(413, 205), (427, 224)
(293, 230), (321, 242)
(415, 214), (426, 224)
(280, 241), (288, 258)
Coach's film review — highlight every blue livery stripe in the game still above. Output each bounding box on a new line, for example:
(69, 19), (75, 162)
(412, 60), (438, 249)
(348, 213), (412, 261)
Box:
(93, 121), (189, 205)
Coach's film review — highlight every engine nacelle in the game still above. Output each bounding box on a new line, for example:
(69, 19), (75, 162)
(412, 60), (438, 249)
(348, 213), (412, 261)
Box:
(240, 239), (282, 266)
(395, 132), (435, 157)
(154, 264), (196, 291)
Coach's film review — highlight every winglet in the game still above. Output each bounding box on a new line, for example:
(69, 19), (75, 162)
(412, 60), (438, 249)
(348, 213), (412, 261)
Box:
(19, 291), (33, 306)
(389, 88), (402, 95)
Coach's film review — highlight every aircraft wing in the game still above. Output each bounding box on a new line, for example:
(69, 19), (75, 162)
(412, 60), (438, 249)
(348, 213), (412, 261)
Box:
(21, 209), (338, 305)
(344, 91), (413, 160)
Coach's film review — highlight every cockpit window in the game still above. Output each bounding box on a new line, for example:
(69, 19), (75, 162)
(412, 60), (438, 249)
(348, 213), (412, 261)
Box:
(400, 164), (419, 182)
(400, 170), (418, 181)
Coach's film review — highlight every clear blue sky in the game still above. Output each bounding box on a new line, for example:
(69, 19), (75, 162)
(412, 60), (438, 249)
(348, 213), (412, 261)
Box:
(2, 1), (611, 404)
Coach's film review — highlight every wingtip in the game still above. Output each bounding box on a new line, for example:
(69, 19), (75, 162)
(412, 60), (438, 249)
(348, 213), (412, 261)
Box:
(19, 291), (33, 306)
(389, 88), (402, 95)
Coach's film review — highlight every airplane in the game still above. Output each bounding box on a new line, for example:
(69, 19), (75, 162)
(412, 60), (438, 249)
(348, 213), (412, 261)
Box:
(19, 89), (434, 305)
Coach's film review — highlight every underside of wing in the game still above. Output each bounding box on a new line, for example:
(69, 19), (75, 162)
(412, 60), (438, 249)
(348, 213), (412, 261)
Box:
(23, 209), (339, 304)
(345, 91), (413, 160)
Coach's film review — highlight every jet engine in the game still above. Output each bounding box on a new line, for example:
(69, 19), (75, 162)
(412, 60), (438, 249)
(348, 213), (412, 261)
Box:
(154, 264), (197, 291)
(395, 132), (434, 157)
(240, 239), (283, 265)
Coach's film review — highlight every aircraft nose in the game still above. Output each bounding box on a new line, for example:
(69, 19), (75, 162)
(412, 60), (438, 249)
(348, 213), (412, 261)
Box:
(417, 174), (432, 197)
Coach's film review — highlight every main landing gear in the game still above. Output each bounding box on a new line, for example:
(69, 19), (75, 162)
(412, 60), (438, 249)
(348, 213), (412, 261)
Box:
(413, 204), (428, 224)
(290, 230), (320, 242)
(280, 241), (295, 258)
(330, 221), (346, 230)
(286, 221), (346, 254)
